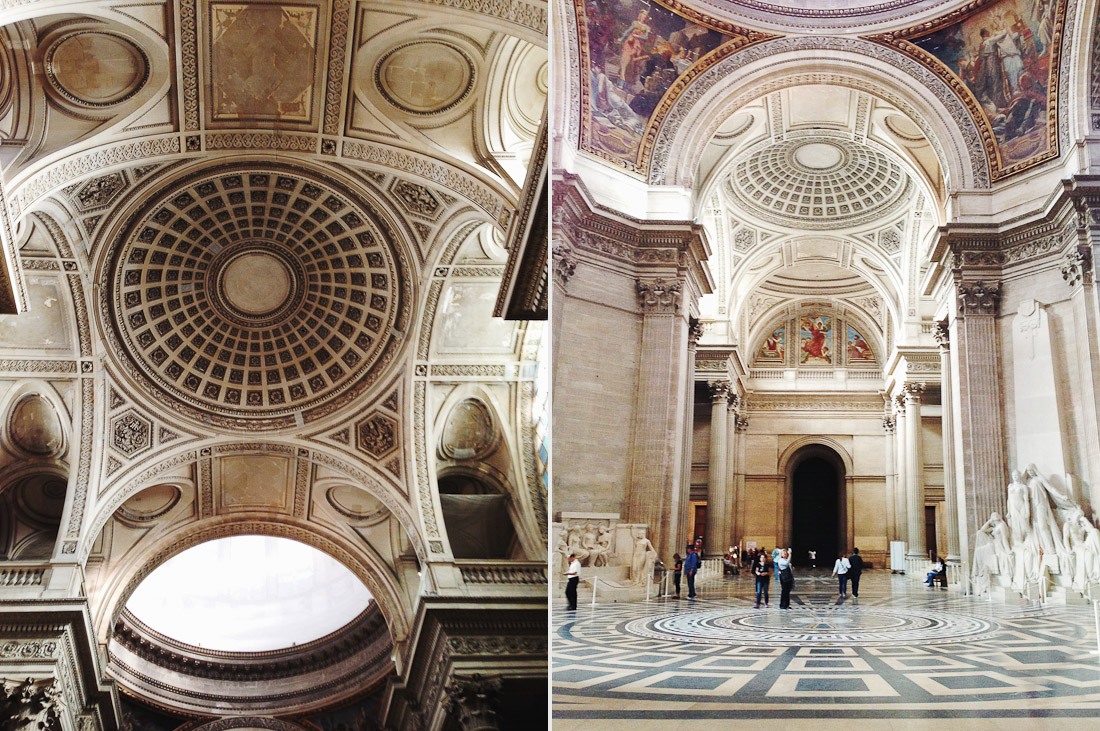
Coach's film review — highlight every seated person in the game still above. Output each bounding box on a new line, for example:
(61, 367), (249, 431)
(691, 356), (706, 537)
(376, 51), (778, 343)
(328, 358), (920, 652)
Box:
(925, 557), (947, 586)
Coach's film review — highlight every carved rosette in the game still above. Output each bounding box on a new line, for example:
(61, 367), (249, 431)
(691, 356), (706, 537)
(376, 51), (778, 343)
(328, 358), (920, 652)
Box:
(957, 281), (1001, 316)
(442, 673), (503, 731)
(636, 278), (682, 314)
(1061, 246), (1093, 288)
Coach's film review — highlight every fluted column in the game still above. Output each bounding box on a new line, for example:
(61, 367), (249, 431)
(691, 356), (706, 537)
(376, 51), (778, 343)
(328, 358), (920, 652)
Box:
(733, 411), (749, 550)
(726, 395), (740, 551)
(627, 278), (691, 557)
(904, 382), (927, 568)
(893, 395), (907, 550)
(952, 281), (1006, 542)
(705, 381), (730, 556)
(935, 322), (962, 583)
(882, 413), (897, 545)
(1062, 244), (1100, 513)
(676, 320), (704, 556)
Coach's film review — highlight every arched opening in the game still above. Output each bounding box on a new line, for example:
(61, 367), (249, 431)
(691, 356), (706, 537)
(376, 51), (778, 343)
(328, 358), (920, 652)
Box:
(438, 473), (519, 558)
(789, 447), (847, 567)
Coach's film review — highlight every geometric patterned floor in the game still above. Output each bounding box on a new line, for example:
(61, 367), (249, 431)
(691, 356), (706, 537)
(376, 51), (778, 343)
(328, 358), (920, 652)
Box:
(553, 570), (1100, 724)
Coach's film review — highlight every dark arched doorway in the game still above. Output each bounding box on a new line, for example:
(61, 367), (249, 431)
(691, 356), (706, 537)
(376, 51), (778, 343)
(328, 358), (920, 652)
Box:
(791, 455), (842, 568)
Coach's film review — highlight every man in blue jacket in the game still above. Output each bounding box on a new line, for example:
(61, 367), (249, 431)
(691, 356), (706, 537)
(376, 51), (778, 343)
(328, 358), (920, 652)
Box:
(683, 544), (701, 599)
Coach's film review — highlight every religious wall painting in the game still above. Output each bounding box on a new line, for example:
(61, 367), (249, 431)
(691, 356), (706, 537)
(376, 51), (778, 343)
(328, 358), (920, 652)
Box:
(757, 326), (785, 363)
(871, 0), (1066, 179)
(574, 0), (772, 174)
(846, 325), (874, 363)
(799, 315), (832, 365)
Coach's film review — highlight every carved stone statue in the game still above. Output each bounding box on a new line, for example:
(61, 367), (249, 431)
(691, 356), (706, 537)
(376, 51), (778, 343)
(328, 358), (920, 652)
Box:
(973, 511), (1012, 594)
(1063, 507), (1100, 593)
(1025, 463), (1071, 569)
(566, 529), (589, 566)
(1006, 469), (1031, 546)
(630, 528), (658, 584)
(581, 523), (607, 567)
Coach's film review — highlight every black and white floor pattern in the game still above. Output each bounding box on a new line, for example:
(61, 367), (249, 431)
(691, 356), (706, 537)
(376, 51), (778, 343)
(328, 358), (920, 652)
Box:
(553, 571), (1100, 721)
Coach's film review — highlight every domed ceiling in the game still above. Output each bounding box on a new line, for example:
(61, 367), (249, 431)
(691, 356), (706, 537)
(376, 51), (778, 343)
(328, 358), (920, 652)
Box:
(101, 164), (411, 431)
(726, 134), (911, 228)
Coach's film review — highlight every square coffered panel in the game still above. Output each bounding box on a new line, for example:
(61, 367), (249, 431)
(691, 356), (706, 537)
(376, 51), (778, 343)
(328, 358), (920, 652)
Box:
(204, 2), (325, 127)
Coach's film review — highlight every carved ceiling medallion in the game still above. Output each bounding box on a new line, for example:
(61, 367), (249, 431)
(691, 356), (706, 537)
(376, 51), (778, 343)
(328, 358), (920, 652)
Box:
(103, 165), (409, 430)
(45, 32), (149, 107)
(375, 41), (476, 115)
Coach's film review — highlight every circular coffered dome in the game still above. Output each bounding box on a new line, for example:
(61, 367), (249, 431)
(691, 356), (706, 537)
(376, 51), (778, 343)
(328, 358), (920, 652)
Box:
(726, 136), (911, 229)
(103, 165), (409, 430)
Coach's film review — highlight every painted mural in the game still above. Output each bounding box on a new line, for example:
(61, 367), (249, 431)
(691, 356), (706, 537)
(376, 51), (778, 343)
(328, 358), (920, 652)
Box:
(757, 326), (785, 363)
(882, 0), (1065, 178)
(800, 316), (832, 365)
(847, 325), (874, 363)
(575, 0), (758, 171)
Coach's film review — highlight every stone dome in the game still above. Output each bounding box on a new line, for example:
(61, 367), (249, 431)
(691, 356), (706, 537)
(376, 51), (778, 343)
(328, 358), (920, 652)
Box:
(102, 164), (409, 430)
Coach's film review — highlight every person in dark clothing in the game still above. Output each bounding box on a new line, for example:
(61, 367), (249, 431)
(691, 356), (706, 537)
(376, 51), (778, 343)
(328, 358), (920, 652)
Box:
(672, 553), (683, 598)
(752, 552), (770, 608)
(848, 547), (865, 598)
(683, 545), (701, 598)
(776, 548), (794, 609)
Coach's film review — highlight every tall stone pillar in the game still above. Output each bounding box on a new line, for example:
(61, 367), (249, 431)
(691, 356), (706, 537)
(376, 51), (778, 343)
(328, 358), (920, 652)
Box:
(627, 278), (691, 557)
(705, 381), (730, 556)
(733, 411), (749, 551)
(675, 321), (703, 556)
(952, 281), (1006, 539)
(893, 396), (907, 550)
(935, 322), (963, 581)
(904, 383), (927, 570)
(726, 395), (740, 550)
(1062, 244), (1100, 514)
(882, 413), (897, 545)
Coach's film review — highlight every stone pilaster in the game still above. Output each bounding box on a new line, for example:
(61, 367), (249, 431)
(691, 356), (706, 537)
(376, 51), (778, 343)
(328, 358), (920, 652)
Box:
(626, 277), (691, 558)
(705, 381), (730, 556)
(903, 383), (927, 568)
(733, 411), (749, 549)
(1062, 241), (1100, 515)
(893, 395), (907, 551)
(952, 280), (1007, 535)
(935, 321), (963, 581)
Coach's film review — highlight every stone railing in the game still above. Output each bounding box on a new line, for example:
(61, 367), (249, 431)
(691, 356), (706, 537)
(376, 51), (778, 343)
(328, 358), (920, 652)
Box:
(0, 563), (49, 588)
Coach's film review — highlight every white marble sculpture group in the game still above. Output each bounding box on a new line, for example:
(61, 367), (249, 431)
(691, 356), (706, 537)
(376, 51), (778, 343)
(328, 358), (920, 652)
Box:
(972, 464), (1100, 597)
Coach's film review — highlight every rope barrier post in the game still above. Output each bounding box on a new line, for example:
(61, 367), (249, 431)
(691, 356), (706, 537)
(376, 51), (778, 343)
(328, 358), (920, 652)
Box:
(591, 576), (598, 608)
(645, 573), (652, 602)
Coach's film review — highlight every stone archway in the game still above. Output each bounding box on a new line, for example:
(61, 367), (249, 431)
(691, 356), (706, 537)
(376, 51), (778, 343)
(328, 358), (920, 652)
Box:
(781, 441), (851, 567)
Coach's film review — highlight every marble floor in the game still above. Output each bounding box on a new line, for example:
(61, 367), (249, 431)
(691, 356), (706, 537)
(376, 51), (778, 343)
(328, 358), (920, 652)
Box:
(552, 569), (1100, 728)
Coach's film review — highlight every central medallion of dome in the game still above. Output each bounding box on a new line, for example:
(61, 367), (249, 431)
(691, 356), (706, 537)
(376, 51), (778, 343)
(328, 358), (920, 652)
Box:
(726, 134), (911, 229)
(102, 165), (409, 430)
(218, 250), (293, 317)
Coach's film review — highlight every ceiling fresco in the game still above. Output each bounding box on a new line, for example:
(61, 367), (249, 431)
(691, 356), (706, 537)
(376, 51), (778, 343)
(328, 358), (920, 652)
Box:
(574, 0), (774, 173)
(869, 0), (1066, 180)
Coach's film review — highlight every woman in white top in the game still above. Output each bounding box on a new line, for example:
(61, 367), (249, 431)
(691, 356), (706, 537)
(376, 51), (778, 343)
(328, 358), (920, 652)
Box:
(832, 551), (851, 597)
(776, 548), (794, 609)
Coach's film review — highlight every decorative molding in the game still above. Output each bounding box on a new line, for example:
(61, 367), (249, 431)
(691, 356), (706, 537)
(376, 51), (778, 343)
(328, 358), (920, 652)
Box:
(323, 1), (352, 136)
(205, 133), (316, 152)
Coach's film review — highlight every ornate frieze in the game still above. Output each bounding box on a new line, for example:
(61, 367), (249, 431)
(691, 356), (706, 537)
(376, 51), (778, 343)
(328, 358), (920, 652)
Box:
(636, 278), (682, 314)
(957, 281), (1001, 316)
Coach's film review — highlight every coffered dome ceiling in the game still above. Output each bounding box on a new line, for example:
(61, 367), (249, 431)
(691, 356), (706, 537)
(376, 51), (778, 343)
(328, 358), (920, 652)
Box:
(726, 134), (911, 229)
(101, 164), (411, 431)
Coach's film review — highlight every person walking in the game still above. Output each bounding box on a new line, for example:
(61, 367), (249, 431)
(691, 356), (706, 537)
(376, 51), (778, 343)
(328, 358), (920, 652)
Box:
(683, 544), (701, 599)
(672, 553), (683, 598)
(832, 550), (851, 598)
(776, 548), (795, 609)
(565, 553), (581, 610)
(848, 547), (865, 598)
(752, 552), (771, 608)
(772, 545), (782, 584)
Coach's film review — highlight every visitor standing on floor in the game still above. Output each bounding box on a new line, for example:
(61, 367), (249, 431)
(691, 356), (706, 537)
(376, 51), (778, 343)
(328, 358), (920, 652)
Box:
(565, 553), (581, 610)
(808, 548), (817, 568)
(683, 544), (701, 599)
(672, 553), (683, 598)
(848, 547), (865, 598)
(776, 548), (794, 609)
(753, 552), (771, 608)
(832, 550), (851, 597)
(772, 545), (782, 583)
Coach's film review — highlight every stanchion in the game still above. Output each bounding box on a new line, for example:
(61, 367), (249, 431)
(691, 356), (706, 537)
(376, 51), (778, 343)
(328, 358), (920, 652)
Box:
(1089, 582), (1100, 656)
(645, 573), (652, 602)
(590, 576), (599, 608)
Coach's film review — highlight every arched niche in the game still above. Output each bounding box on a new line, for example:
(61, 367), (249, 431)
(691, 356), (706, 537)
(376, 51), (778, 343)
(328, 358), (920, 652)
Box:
(778, 439), (855, 565)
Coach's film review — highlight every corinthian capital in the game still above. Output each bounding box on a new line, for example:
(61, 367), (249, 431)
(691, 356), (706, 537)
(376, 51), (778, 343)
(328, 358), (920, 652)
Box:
(1061, 246), (1093, 288)
(957, 281), (1001, 315)
(443, 673), (503, 731)
(708, 380), (731, 403)
(903, 382), (925, 403)
(636, 277), (682, 314)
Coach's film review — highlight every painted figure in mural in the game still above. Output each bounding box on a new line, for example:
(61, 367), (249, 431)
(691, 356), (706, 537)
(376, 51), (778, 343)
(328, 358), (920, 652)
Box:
(760, 329), (784, 361)
(618, 9), (652, 89)
(847, 329), (872, 361)
(801, 317), (830, 363)
(975, 26), (1010, 111)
